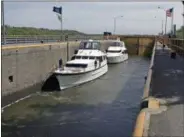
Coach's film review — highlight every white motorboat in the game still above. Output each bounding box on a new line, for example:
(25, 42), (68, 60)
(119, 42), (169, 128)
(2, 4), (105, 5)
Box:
(106, 40), (128, 63)
(54, 40), (108, 90)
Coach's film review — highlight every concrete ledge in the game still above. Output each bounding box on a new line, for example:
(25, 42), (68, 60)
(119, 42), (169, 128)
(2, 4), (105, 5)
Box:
(132, 111), (146, 137)
(1, 41), (77, 50)
(142, 42), (156, 99)
(133, 97), (160, 137)
(141, 97), (160, 110)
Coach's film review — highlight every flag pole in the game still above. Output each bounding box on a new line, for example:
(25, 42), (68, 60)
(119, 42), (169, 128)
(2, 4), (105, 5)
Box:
(162, 20), (164, 35)
(165, 12), (167, 35)
(171, 8), (174, 36)
(60, 6), (63, 41)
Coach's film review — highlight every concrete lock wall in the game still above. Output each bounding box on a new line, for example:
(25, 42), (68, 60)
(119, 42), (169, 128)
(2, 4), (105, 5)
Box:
(2, 42), (80, 96)
(121, 37), (139, 54)
(2, 39), (155, 97)
(120, 36), (155, 55)
(138, 37), (155, 56)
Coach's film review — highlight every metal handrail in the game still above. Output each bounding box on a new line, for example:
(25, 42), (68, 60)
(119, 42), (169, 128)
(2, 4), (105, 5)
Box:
(1, 35), (104, 45)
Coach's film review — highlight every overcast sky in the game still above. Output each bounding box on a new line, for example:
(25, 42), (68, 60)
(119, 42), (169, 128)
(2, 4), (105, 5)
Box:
(4, 1), (184, 34)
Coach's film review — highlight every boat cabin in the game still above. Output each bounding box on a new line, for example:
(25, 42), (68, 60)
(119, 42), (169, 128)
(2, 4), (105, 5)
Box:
(79, 40), (101, 50)
(108, 41), (125, 47)
(106, 41), (128, 54)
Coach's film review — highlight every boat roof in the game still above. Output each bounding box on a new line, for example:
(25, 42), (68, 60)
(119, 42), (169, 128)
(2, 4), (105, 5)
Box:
(76, 49), (106, 56)
(108, 46), (127, 51)
(66, 59), (94, 64)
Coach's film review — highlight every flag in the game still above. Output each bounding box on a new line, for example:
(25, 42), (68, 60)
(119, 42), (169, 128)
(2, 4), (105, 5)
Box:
(166, 8), (173, 17)
(53, 6), (62, 15)
(57, 13), (62, 22)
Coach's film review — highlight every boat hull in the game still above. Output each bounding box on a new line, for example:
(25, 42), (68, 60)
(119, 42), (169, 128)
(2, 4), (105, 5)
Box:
(54, 64), (108, 90)
(107, 54), (128, 64)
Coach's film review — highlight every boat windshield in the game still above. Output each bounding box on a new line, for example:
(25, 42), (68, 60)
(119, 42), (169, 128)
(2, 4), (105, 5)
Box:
(89, 56), (95, 60)
(79, 41), (100, 50)
(66, 63), (88, 68)
(110, 42), (122, 47)
(75, 56), (82, 59)
(107, 50), (121, 53)
(82, 56), (88, 59)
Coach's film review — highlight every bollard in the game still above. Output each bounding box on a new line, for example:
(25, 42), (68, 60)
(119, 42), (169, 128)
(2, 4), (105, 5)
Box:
(144, 76), (147, 84)
(162, 44), (165, 51)
(59, 58), (63, 69)
(170, 51), (176, 59)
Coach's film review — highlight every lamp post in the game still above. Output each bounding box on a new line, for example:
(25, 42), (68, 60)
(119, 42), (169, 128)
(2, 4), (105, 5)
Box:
(152, 16), (163, 35)
(161, 19), (164, 35)
(113, 15), (123, 35)
(158, 6), (167, 35)
(1, 1), (6, 45)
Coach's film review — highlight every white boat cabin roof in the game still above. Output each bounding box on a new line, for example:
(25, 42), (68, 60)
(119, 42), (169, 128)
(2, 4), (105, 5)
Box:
(76, 49), (105, 57)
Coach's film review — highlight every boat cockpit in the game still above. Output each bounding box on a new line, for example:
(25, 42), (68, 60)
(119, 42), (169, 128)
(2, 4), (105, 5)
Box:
(108, 41), (125, 47)
(79, 40), (101, 50)
(106, 41), (128, 54)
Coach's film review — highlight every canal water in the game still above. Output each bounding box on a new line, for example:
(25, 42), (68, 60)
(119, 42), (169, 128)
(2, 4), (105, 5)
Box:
(2, 56), (149, 137)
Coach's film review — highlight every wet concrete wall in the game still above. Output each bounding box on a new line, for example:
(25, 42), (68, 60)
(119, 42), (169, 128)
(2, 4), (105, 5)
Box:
(120, 36), (155, 56)
(2, 42), (80, 96)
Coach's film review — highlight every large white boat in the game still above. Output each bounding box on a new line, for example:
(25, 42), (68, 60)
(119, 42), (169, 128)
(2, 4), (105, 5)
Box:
(106, 40), (128, 63)
(54, 40), (108, 90)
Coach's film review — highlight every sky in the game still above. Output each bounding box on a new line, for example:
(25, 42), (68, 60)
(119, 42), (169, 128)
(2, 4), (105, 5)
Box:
(3, 1), (184, 35)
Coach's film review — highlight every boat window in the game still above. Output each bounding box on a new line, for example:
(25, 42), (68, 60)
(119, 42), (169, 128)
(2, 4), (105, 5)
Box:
(79, 42), (92, 49)
(66, 63), (88, 68)
(71, 56), (75, 60)
(75, 56), (81, 59)
(107, 50), (121, 53)
(89, 56), (95, 59)
(92, 42), (100, 50)
(79, 41), (100, 50)
(82, 56), (88, 59)
(97, 56), (103, 62)
(110, 42), (121, 47)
